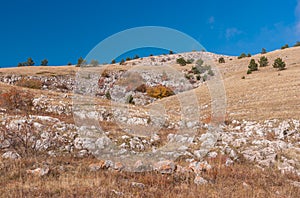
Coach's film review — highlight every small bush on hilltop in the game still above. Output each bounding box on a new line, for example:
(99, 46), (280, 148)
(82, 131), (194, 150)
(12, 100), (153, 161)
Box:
(294, 41), (300, 47)
(176, 57), (187, 66)
(41, 59), (48, 66)
(218, 57), (225, 63)
(281, 44), (289, 50)
(258, 56), (269, 67)
(18, 57), (35, 67)
(238, 53), (247, 59)
(119, 59), (125, 65)
(76, 57), (86, 67)
(146, 85), (174, 99)
(273, 58), (286, 71)
(261, 48), (267, 54)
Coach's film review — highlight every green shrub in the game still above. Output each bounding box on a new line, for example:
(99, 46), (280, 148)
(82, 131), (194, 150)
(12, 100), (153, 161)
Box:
(208, 69), (214, 76)
(186, 59), (194, 64)
(238, 53), (247, 59)
(126, 57), (131, 61)
(27, 57), (35, 66)
(169, 50), (174, 54)
(120, 59), (125, 65)
(111, 59), (116, 64)
(202, 74), (208, 82)
(134, 55), (139, 59)
(196, 59), (204, 66)
(247, 53), (251, 57)
(261, 48), (267, 54)
(41, 59), (48, 66)
(248, 59), (258, 72)
(294, 41), (300, 47)
(241, 76), (245, 79)
(105, 91), (111, 100)
(218, 57), (225, 63)
(126, 95), (135, 104)
(281, 44), (289, 49)
(247, 69), (252, 74)
(18, 57), (35, 67)
(273, 58), (286, 70)
(176, 57), (187, 66)
(258, 56), (269, 67)
(67, 62), (72, 66)
(76, 57), (86, 67)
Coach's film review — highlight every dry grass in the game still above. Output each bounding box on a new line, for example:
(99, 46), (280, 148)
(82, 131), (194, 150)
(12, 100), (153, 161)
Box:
(0, 155), (299, 198)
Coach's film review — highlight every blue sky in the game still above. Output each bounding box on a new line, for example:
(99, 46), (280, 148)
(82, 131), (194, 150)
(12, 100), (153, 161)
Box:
(0, 0), (299, 67)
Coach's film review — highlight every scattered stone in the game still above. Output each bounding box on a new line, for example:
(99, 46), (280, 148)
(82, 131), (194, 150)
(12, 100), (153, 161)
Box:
(154, 160), (176, 174)
(194, 175), (208, 185)
(131, 182), (145, 189)
(26, 166), (50, 177)
(2, 151), (20, 160)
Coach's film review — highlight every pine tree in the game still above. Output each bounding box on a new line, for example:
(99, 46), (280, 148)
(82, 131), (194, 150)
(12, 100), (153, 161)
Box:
(27, 57), (35, 66)
(41, 59), (48, 66)
(258, 56), (268, 67)
(273, 58), (286, 70)
(248, 59), (258, 71)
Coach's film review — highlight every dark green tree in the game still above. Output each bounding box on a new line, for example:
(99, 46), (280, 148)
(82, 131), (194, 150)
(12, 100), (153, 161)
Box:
(111, 59), (116, 64)
(258, 56), (269, 67)
(294, 41), (300, 47)
(134, 55), (139, 59)
(261, 48), (267, 54)
(218, 57), (225, 63)
(248, 59), (258, 72)
(176, 57), (187, 66)
(238, 53), (247, 59)
(119, 59), (125, 65)
(273, 58), (286, 71)
(27, 57), (35, 66)
(169, 50), (174, 55)
(41, 59), (48, 66)
(76, 57), (86, 67)
(281, 44), (289, 49)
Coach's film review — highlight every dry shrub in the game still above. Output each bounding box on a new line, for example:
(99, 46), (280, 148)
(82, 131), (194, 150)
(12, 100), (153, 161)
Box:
(16, 78), (42, 89)
(0, 88), (33, 112)
(135, 84), (147, 93)
(146, 85), (175, 99)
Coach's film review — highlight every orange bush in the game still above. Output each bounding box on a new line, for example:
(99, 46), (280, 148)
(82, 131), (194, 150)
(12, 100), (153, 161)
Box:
(16, 78), (42, 89)
(146, 85), (174, 99)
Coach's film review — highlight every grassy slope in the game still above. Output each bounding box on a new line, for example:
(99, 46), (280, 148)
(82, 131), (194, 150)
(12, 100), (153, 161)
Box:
(0, 47), (300, 197)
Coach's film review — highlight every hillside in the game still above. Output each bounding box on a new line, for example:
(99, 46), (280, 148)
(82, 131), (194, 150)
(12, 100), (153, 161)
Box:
(0, 47), (299, 197)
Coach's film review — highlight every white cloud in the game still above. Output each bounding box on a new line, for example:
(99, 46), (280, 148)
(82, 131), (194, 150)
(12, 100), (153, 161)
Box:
(225, 28), (242, 40)
(208, 16), (215, 24)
